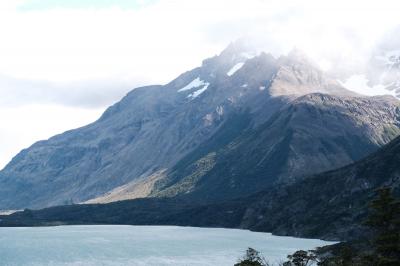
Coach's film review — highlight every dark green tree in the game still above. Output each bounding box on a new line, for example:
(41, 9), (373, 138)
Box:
(235, 247), (270, 266)
(284, 250), (317, 266)
(365, 187), (400, 266)
(317, 245), (357, 266)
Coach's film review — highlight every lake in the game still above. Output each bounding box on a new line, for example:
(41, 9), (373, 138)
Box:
(0, 225), (334, 266)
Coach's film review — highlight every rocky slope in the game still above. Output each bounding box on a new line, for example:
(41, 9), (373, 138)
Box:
(146, 93), (399, 203)
(0, 41), (399, 210)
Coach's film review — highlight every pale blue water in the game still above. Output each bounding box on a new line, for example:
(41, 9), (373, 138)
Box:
(0, 225), (334, 266)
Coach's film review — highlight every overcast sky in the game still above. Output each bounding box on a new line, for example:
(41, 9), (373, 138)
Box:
(0, 0), (399, 168)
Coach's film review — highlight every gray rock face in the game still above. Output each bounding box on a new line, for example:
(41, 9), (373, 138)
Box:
(0, 41), (399, 209)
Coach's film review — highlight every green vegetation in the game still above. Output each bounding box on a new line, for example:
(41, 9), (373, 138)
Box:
(154, 152), (217, 197)
(283, 250), (317, 266)
(364, 187), (400, 266)
(236, 187), (400, 266)
(235, 248), (270, 266)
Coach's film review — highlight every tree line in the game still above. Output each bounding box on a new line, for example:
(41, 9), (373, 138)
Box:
(235, 187), (400, 266)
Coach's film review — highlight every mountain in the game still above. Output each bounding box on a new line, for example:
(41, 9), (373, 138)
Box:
(0, 40), (399, 210)
(2, 135), (399, 242)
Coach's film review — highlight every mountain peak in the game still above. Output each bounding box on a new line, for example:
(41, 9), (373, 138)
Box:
(287, 47), (307, 57)
(219, 38), (259, 62)
(282, 47), (319, 68)
(267, 48), (355, 97)
(198, 42), (353, 99)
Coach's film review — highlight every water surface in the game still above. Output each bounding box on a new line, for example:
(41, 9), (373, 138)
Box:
(0, 225), (334, 266)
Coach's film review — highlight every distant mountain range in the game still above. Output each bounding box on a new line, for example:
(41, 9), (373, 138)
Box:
(0, 40), (399, 210)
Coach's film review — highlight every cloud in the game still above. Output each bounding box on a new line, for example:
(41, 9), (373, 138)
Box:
(18, 0), (158, 11)
(0, 0), (399, 168)
(0, 74), (148, 108)
(0, 0), (398, 86)
(3, 2), (400, 74)
(0, 104), (103, 169)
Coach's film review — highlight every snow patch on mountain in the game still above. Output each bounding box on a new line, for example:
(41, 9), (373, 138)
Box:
(187, 84), (209, 99)
(240, 52), (257, 59)
(339, 75), (396, 97)
(178, 77), (208, 92)
(227, 62), (245, 76)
